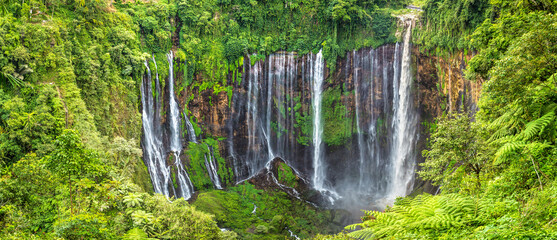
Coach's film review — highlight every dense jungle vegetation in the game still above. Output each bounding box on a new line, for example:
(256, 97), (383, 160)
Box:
(1, 0), (557, 239)
(0, 0), (407, 239)
(344, 0), (557, 239)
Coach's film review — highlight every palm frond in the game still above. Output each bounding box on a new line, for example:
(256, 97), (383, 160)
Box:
(1, 71), (24, 88)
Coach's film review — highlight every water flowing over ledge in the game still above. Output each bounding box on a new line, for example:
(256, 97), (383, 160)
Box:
(141, 20), (419, 208)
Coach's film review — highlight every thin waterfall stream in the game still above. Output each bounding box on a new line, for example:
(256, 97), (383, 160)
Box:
(167, 51), (194, 199)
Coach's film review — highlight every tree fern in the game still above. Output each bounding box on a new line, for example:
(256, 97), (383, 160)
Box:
(347, 194), (478, 239)
(516, 110), (555, 141)
(493, 105), (556, 165)
(493, 141), (525, 165)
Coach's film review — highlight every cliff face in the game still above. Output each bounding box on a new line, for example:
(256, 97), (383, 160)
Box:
(138, 32), (480, 208)
(411, 47), (482, 194)
(414, 48), (481, 116)
(148, 40), (481, 204)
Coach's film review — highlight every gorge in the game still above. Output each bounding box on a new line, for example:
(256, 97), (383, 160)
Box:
(141, 18), (424, 210)
(4, 0), (554, 238)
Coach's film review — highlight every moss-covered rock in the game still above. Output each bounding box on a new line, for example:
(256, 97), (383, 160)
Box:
(193, 182), (347, 239)
(322, 86), (353, 146)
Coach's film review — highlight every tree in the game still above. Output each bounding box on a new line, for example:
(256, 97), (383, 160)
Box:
(419, 113), (491, 194)
(45, 129), (104, 214)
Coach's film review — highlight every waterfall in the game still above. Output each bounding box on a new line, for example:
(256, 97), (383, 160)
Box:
(311, 50), (325, 191)
(183, 112), (198, 143)
(240, 53), (301, 180)
(245, 56), (264, 177)
(353, 48), (388, 196)
(141, 60), (171, 196)
(354, 50), (365, 191)
(350, 20), (417, 204)
(141, 52), (195, 200)
(389, 20), (417, 199)
(166, 51), (195, 199)
(204, 144), (222, 189)
(311, 50), (340, 202)
(223, 22), (416, 207)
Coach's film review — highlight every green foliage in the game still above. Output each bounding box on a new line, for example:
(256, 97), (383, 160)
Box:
(0, 85), (65, 165)
(193, 183), (344, 239)
(322, 86), (352, 146)
(416, 0), (491, 51)
(344, 188), (557, 239)
(420, 113), (491, 193)
(185, 141), (214, 189)
(473, 13), (557, 195)
(123, 228), (155, 240)
(108, 137), (152, 192)
(347, 194), (478, 239)
(185, 137), (232, 190)
(312, 232), (352, 240)
(277, 162), (298, 189)
(137, 195), (222, 239)
(46, 129), (104, 182)
(54, 213), (113, 240)
(0, 153), (56, 234)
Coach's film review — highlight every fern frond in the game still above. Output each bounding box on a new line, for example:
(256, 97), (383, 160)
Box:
(523, 141), (552, 154)
(348, 228), (376, 240)
(345, 223), (363, 231)
(493, 141), (525, 165)
(517, 111), (555, 141)
(489, 110), (514, 130)
(489, 128), (513, 142)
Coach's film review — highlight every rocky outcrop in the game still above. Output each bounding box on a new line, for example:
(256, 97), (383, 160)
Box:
(413, 48), (481, 116)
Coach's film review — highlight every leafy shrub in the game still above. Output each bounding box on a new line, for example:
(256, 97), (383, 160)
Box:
(54, 213), (113, 240)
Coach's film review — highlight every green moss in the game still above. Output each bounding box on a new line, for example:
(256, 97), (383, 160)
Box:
(293, 96), (312, 146)
(185, 137), (233, 190)
(193, 183), (344, 239)
(171, 166), (178, 189)
(322, 86), (353, 146)
(132, 161), (155, 194)
(277, 162), (298, 189)
(204, 137), (233, 186)
(185, 141), (213, 190)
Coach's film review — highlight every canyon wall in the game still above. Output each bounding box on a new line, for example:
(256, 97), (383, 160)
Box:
(141, 33), (481, 209)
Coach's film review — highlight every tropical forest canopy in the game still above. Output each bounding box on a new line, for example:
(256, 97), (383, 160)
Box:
(0, 0), (557, 239)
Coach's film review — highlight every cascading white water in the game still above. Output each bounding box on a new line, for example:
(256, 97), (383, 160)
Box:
(246, 56), (262, 176)
(265, 54), (276, 163)
(241, 53), (300, 179)
(353, 48), (387, 196)
(389, 19), (417, 199)
(166, 51), (194, 199)
(183, 112), (198, 143)
(204, 144), (222, 189)
(365, 49), (381, 194)
(226, 24), (416, 207)
(354, 50), (366, 190)
(392, 42), (401, 113)
(311, 50), (326, 191)
(141, 60), (171, 196)
(310, 50), (340, 203)
(345, 21), (417, 206)
(141, 53), (197, 200)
